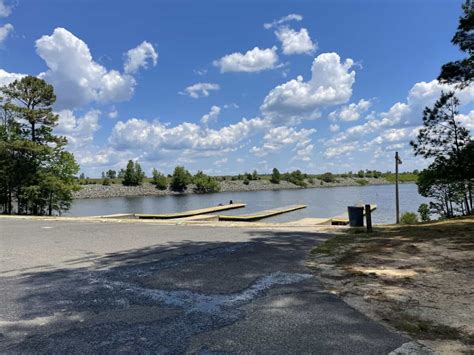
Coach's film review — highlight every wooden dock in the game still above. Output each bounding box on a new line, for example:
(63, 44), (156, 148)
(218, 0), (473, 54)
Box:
(135, 203), (246, 219)
(218, 205), (307, 222)
(331, 204), (377, 225)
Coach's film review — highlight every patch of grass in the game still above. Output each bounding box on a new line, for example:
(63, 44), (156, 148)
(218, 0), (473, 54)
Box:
(400, 211), (419, 224)
(311, 217), (474, 265)
(356, 178), (369, 186)
(310, 234), (354, 256)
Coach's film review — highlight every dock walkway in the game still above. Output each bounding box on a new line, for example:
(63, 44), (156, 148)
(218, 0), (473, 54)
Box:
(218, 205), (307, 222)
(135, 203), (246, 219)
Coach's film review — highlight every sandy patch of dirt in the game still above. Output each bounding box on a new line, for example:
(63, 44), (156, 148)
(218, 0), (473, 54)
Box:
(307, 217), (474, 354)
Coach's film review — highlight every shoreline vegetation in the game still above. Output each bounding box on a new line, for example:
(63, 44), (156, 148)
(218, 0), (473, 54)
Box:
(73, 174), (417, 199)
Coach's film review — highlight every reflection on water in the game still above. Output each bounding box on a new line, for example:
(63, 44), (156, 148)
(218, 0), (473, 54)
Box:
(67, 183), (429, 224)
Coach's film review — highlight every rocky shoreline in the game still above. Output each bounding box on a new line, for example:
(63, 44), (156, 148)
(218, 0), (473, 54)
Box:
(73, 177), (397, 199)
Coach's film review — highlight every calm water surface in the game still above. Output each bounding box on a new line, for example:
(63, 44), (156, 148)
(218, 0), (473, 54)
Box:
(68, 183), (429, 224)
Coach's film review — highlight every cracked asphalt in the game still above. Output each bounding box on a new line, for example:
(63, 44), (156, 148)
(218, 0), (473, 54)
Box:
(0, 219), (408, 353)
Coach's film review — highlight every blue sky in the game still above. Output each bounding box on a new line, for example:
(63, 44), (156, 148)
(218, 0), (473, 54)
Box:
(1, 0), (473, 176)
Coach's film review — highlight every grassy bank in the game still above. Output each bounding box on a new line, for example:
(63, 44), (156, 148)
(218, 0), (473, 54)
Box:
(308, 217), (474, 353)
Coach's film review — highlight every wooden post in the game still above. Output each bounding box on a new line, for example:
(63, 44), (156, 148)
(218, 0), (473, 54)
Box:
(395, 152), (401, 224)
(365, 204), (373, 233)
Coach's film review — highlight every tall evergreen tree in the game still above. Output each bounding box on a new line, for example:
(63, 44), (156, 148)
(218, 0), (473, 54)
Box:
(170, 166), (191, 192)
(0, 76), (79, 215)
(438, 1), (474, 88)
(410, 91), (470, 162)
(122, 160), (145, 186)
(270, 168), (280, 184)
(411, 92), (473, 215)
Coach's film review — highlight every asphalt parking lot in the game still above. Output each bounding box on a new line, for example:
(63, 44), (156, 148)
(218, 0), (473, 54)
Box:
(0, 219), (407, 353)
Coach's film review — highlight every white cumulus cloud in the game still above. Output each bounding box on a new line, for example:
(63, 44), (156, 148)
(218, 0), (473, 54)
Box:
(55, 109), (101, 150)
(180, 82), (220, 99)
(213, 46), (279, 73)
(0, 0), (12, 17)
(261, 52), (356, 124)
(201, 105), (221, 125)
(323, 80), (474, 159)
(275, 27), (316, 55)
(35, 28), (155, 109)
(0, 23), (13, 44)
(124, 41), (158, 74)
(329, 99), (372, 122)
(0, 68), (24, 86)
(294, 143), (314, 161)
(250, 126), (315, 157)
(264, 14), (303, 29)
(456, 110), (474, 130)
(109, 116), (269, 157)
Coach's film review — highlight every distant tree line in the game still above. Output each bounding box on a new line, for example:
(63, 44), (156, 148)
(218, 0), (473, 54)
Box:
(77, 165), (420, 191)
(93, 162), (222, 194)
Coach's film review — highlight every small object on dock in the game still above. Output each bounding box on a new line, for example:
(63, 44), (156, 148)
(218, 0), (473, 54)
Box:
(347, 206), (364, 227)
(218, 205), (307, 222)
(135, 203), (246, 219)
(365, 204), (373, 232)
(331, 204), (377, 226)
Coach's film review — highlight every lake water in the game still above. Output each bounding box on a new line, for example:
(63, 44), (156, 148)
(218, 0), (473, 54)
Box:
(67, 183), (429, 224)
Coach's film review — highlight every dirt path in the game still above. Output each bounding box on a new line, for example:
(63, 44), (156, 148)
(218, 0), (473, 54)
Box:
(307, 217), (474, 354)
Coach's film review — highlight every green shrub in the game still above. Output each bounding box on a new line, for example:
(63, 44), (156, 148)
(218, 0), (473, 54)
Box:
(151, 168), (168, 190)
(193, 171), (220, 193)
(102, 177), (111, 186)
(400, 212), (419, 224)
(270, 168), (280, 184)
(418, 203), (431, 222)
(282, 170), (307, 187)
(122, 160), (145, 186)
(320, 172), (336, 183)
(252, 170), (259, 180)
(373, 170), (382, 178)
(243, 178), (250, 185)
(170, 166), (192, 192)
(356, 179), (369, 186)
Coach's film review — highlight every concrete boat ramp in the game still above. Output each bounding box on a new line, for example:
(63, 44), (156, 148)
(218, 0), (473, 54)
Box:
(41, 203), (377, 228)
(99, 203), (309, 223)
(95, 203), (377, 226)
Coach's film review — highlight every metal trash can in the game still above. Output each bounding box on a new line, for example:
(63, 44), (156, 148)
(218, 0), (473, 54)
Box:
(347, 206), (364, 227)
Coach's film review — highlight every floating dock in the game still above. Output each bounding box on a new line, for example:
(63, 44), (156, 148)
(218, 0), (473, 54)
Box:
(135, 203), (246, 219)
(331, 204), (377, 225)
(218, 205), (307, 222)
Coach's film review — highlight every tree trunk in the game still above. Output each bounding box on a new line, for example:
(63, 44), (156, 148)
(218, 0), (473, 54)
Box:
(444, 193), (450, 218)
(48, 192), (53, 216)
(469, 183), (473, 212)
(31, 122), (35, 142)
(7, 184), (12, 214)
(464, 193), (471, 215)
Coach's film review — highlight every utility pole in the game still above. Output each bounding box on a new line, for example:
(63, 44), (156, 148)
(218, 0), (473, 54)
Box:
(395, 152), (402, 224)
